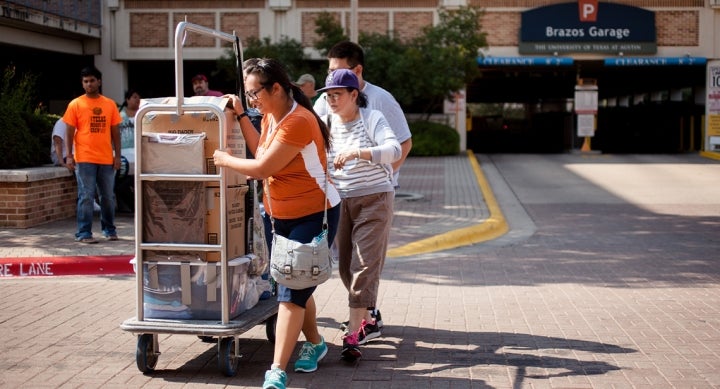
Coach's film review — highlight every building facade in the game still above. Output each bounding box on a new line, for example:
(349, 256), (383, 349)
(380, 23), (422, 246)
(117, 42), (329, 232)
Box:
(1, 0), (719, 153)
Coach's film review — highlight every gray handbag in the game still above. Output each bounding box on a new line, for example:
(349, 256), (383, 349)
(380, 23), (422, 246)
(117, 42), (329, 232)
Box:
(265, 175), (331, 290)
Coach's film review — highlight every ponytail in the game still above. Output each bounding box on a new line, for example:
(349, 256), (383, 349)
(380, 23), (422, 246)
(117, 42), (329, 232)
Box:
(290, 83), (330, 150)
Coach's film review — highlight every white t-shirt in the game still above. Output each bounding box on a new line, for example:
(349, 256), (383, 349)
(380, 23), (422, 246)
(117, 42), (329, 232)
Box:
(314, 80), (411, 186)
(119, 107), (135, 173)
(50, 118), (69, 165)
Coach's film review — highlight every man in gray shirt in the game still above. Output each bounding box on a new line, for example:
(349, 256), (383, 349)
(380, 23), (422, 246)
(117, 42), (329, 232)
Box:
(314, 41), (412, 188)
(314, 41), (413, 343)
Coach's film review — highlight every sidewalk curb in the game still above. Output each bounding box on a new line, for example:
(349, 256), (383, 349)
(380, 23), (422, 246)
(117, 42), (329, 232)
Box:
(387, 150), (509, 257)
(0, 255), (134, 278)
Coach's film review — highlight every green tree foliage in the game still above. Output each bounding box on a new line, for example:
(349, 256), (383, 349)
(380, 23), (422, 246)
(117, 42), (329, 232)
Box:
(410, 6), (486, 114)
(217, 36), (308, 93)
(0, 66), (49, 169)
(313, 12), (349, 56)
(408, 120), (460, 156)
(216, 6), (486, 118)
(317, 6), (486, 116)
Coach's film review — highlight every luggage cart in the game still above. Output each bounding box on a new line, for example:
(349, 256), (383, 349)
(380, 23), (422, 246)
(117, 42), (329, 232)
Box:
(120, 22), (277, 377)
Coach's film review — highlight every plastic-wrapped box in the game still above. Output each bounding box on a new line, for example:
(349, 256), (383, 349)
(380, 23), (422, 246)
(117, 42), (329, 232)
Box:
(140, 96), (247, 186)
(142, 181), (206, 244)
(140, 257), (258, 320)
(141, 133), (205, 174)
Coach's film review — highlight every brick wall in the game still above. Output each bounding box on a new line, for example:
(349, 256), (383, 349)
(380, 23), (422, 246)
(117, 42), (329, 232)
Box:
(130, 13), (169, 47)
(0, 168), (77, 229)
(482, 12), (521, 46)
(119, 1), (704, 59)
(656, 11), (699, 46)
(394, 11), (433, 42)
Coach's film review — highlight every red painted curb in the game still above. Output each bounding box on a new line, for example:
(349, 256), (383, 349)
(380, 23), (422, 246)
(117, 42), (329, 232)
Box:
(0, 255), (135, 278)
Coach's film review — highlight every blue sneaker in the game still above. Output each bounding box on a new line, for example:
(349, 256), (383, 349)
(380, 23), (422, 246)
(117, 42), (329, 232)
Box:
(262, 367), (287, 389)
(294, 337), (328, 372)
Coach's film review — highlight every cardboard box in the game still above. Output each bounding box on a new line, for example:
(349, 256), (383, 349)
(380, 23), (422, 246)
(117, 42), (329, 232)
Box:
(205, 185), (248, 262)
(140, 257), (258, 320)
(140, 96), (247, 186)
(141, 133), (205, 174)
(142, 181), (206, 244)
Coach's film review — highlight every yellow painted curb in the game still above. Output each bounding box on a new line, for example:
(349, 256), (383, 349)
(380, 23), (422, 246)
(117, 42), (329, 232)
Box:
(387, 150), (509, 258)
(699, 151), (720, 161)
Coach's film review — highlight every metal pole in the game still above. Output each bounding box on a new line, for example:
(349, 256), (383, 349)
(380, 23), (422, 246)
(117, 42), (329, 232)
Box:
(350, 0), (358, 43)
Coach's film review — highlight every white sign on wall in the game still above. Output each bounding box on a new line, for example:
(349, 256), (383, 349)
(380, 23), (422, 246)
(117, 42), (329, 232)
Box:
(577, 114), (595, 137)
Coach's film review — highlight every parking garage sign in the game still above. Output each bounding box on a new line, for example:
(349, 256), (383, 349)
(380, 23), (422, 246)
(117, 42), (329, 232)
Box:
(520, 2), (656, 55)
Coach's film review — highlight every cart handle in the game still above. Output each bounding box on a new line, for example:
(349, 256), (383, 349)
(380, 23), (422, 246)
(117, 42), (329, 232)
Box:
(174, 21), (244, 115)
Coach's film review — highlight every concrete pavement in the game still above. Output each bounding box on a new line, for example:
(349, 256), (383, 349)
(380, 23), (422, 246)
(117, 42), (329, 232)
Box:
(1, 153), (720, 388)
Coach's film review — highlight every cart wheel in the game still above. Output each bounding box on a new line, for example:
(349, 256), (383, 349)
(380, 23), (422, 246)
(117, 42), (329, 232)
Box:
(218, 337), (240, 377)
(198, 336), (215, 343)
(136, 334), (159, 373)
(265, 313), (277, 343)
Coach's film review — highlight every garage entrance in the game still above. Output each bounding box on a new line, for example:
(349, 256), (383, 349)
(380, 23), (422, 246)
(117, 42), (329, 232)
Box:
(467, 60), (706, 154)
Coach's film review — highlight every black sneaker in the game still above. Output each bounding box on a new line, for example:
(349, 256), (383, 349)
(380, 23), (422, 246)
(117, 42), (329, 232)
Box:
(341, 331), (362, 362)
(371, 309), (383, 328)
(339, 320), (349, 331)
(357, 319), (381, 345)
(339, 309), (384, 331)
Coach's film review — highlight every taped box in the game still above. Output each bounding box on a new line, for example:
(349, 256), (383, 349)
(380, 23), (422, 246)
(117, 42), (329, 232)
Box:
(142, 181), (206, 243)
(205, 185), (247, 262)
(138, 257), (259, 320)
(140, 184), (247, 262)
(140, 96), (247, 186)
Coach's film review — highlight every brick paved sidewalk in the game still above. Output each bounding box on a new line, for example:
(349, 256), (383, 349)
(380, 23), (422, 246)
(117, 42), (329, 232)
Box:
(1, 153), (719, 389)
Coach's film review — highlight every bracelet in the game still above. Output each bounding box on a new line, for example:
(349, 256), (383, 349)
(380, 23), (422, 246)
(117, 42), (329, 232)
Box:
(236, 112), (248, 121)
(356, 149), (361, 160)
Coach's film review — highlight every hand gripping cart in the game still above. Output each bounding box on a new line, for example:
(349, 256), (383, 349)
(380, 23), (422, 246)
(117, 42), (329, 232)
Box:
(120, 21), (276, 377)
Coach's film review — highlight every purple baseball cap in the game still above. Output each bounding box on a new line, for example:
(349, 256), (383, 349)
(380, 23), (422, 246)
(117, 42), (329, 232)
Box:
(316, 69), (359, 92)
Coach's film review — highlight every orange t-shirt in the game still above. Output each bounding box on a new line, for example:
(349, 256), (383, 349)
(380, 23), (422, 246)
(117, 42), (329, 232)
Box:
(259, 105), (333, 220)
(63, 95), (121, 164)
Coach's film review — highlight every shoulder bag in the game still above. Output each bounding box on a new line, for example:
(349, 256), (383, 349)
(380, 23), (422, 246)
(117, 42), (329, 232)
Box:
(265, 175), (332, 289)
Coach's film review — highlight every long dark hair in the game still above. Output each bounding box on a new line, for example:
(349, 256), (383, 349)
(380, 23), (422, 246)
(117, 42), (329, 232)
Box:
(120, 88), (139, 109)
(244, 58), (330, 149)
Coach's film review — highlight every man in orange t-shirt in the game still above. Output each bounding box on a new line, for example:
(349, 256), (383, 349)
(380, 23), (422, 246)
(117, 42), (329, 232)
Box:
(63, 66), (122, 244)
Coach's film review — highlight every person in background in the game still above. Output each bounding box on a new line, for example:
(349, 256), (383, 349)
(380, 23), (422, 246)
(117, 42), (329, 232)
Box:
(314, 40), (413, 336)
(191, 73), (223, 97)
(213, 58), (340, 389)
(116, 89), (141, 213)
(294, 73), (318, 104)
(63, 65), (122, 244)
(51, 115), (102, 213)
(119, 88), (140, 152)
(319, 69), (400, 361)
(51, 116), (70, 168)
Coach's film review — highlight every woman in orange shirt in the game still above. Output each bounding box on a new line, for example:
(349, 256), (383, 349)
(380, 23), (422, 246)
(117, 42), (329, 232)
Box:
(214, 58), (340, 389)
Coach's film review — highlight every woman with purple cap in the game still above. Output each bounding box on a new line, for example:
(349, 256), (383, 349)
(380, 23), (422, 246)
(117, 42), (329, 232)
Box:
(319, 68), (401, 362)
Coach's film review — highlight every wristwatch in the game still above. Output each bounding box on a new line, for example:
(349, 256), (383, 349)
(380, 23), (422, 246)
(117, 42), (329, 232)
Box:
(236, 112), (248, 121)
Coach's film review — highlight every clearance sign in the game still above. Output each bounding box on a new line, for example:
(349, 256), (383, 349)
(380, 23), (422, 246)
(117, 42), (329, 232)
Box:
(519, 1), (656, 55)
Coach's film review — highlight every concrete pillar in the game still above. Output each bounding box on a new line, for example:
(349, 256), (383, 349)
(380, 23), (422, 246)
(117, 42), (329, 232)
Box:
(95, 3), (126, 104)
